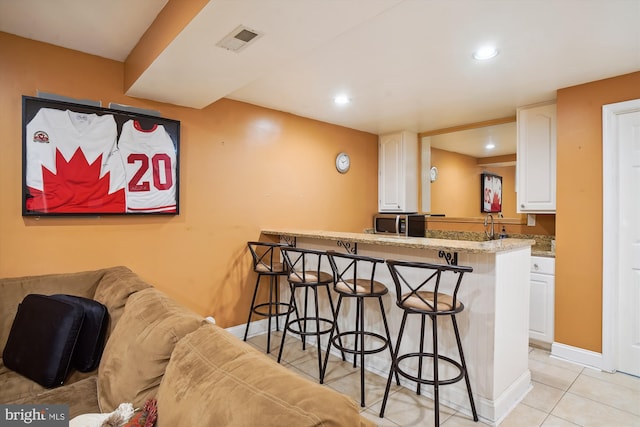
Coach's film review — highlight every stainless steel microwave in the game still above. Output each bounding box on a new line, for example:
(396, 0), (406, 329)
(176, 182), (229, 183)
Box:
(373, 213), (426, 237)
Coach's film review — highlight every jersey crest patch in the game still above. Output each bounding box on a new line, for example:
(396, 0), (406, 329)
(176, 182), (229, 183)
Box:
(33, 131), (50, 143)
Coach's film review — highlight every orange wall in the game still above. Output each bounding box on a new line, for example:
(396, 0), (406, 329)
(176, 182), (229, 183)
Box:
(555, 71), (640, 352)
(430, 148), (519, 218)
(0, 32), (379, 327)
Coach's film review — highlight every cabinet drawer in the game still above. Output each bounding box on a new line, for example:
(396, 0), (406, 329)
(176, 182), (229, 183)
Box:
(531, 256), (555, 275)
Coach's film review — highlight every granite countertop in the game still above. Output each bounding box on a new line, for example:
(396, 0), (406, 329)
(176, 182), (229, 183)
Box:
(425, 229), (556, 258)
(531, 249), (555, 258)
(261, 228), (535, 254)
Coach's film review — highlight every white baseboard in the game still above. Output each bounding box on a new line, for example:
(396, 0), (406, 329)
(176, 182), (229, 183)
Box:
(225, 318), (270, 339)
(224, 323), (247, 339)
(551, 342), (605, 371)
(327, 341), (530, 426)
(226, 318), (305, 343)
(486, 370), (532, 426)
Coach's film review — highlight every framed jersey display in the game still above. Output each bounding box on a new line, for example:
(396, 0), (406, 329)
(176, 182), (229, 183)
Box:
(481, 173), (502, 214)
(22, 96), (180, 216)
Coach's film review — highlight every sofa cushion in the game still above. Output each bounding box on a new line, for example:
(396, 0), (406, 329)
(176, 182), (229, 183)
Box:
(8, 376), (100, 419)
(0, 358), (95, 405)
(156, 324), (369, 427)
(0, 267), (150, 406)
(97, 287), (203, 412)
(3, 294), (84, 388)
(50, 294), (109, 372)
(91, 266), (151, 339)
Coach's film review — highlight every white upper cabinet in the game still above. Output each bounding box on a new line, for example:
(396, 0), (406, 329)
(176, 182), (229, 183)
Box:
(517, 102), (557, 213)
(379, 131), (418, 212)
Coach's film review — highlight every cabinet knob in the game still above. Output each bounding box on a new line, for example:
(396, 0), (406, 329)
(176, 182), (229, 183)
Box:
(533, 263), (539, 270)
(521, 204), (525, 208)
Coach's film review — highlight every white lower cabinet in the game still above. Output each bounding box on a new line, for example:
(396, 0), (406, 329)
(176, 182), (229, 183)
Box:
(529, 256), (555, 344)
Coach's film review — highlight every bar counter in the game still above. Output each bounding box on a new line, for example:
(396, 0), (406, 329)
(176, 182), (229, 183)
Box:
(262, 228), (535, 254)
(261, 228), (535, 425)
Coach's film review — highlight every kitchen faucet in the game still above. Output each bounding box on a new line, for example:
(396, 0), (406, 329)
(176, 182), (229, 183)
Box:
(484, 214), (494, 240)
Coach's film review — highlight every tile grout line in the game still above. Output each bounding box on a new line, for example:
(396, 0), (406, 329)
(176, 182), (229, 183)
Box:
(562, 370), (640, 419)
(535, 361), (585, 426)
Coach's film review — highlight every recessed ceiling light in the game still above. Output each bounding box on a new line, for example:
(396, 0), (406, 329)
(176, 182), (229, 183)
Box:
(473, 46), (499, 61)
(333, 94), (351, 105)
(486, 143), (496, 150)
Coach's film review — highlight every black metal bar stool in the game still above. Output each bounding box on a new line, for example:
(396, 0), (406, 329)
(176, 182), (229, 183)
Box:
(277, 246), (344, 380)
(321, 250), (399, 407)
(380, 259), (478, 426)
(244, 241), (295, 353)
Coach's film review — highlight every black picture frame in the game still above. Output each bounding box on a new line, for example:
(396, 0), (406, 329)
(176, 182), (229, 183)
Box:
(481, 173), (502, 213)
(22, 96), (180, 216)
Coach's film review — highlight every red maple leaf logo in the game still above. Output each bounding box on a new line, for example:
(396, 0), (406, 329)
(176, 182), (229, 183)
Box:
(26, 148), (125, 213)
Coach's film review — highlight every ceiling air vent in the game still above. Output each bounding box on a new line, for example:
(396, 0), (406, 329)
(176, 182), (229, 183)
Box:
(216, 25), (263, 53)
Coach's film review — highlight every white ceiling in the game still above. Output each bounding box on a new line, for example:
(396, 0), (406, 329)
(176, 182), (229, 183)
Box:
(429, 121), (518, 159)
(1, 0), (639, 157)
(0, 0), (168, 61)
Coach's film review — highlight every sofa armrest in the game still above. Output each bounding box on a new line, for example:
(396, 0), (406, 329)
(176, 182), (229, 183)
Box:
(157, 324), (375, 427)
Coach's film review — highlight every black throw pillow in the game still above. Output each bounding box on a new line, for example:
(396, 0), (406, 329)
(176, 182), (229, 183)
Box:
(2, 294), (84, 388)
(49, 294), (109, 372)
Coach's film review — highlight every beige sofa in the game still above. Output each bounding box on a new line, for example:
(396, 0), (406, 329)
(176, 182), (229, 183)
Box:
(0, 266), (375, 427)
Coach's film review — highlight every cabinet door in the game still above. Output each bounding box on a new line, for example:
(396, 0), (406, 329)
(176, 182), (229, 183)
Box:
(529, 271), (555, 344)
(517, 103), (557, 213)
(379, 133), (403, 211)
(379, 131), (417, 212)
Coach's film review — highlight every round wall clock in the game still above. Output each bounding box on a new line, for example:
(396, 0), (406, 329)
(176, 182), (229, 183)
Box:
(336, 152), (351, 173)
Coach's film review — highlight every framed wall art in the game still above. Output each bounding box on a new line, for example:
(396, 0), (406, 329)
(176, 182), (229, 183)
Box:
(481, 173), (502, 214)
(22, 96), (180, 216)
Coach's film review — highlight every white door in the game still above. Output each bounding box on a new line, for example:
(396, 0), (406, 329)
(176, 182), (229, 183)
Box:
(617, 107), (640, 376)
(603, 98), (640, 377)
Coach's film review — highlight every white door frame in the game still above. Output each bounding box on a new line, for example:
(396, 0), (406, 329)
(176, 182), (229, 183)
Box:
(602, 98), (640, 372)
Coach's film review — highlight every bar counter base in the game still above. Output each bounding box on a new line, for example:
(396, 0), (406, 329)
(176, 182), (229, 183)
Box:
(259, 230), (534, 424)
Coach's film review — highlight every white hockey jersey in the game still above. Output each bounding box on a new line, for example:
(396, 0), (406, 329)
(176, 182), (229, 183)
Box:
(118, 120), (177, 213)
(25, 108), (126, 213)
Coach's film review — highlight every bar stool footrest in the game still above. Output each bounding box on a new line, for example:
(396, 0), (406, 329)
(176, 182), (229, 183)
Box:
(331, 331), (390, 356)
(252, 302), (295, 318)
(395, 352), (465, 386)
(286, 317), (334, 337)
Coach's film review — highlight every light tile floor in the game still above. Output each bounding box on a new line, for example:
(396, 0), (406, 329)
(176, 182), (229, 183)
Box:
(245, 331), (640, 427)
